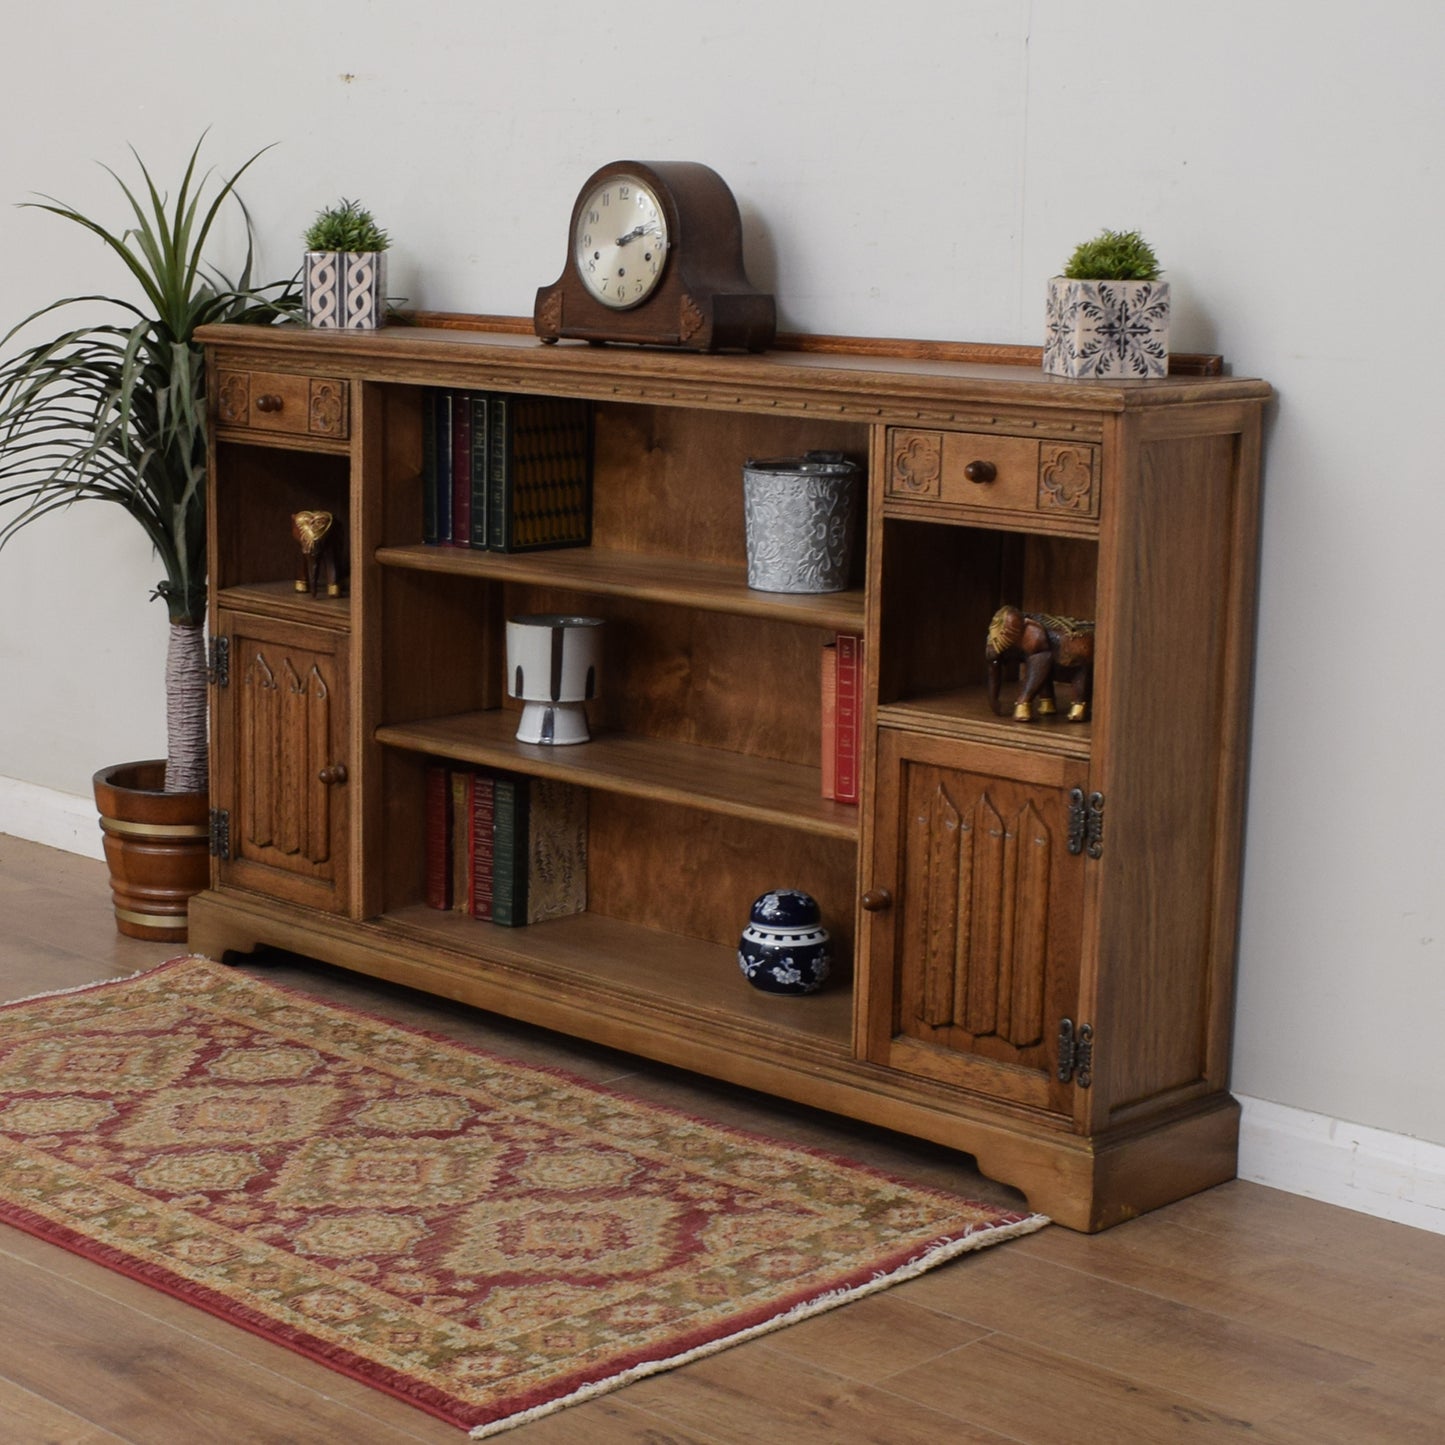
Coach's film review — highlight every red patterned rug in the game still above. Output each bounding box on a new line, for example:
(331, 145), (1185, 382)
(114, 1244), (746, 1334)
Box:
(0, 956), (1045, 1436)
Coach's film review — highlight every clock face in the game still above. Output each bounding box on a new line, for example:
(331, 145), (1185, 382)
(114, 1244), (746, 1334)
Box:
(573, 175), (669, 310)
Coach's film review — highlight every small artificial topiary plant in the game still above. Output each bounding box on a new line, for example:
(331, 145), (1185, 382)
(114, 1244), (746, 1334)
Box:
(1061, 228), (1161, 281)
(304, 198), (391, 253)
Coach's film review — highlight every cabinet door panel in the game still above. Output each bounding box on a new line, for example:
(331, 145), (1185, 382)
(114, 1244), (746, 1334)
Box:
(214, 611), (350, 913)
(864, 730), (1088, 1116)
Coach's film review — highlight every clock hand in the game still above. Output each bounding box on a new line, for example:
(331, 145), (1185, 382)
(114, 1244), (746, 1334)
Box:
(615, 225), (649, 246)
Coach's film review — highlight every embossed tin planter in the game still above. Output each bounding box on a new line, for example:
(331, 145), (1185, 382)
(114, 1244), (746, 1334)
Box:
(742, 451), (860, 593)
(304, 250), (388, 329)
(1044, 276), (1170, 379)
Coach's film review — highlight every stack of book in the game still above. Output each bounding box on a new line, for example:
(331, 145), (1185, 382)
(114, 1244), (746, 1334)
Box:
(422, 389), (592, 553)
(425, 763), (587, 926)
(821, 632), (864, 805)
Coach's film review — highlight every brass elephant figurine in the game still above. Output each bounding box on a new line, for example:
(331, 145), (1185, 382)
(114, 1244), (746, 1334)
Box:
(986, 605), (1095, 723)
(292, 510), (345, 598)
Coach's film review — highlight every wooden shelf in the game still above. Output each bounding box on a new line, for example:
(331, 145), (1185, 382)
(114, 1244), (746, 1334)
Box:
(879, 685), (1092, 759)
(376, 543), (865, 631)
(377, 709), (860, 840)
(215, 581), (351, 629)
(378, 904), (854, 1062)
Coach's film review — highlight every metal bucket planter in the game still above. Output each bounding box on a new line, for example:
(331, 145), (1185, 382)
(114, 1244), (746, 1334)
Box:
(304, 249), (388, 329)
(742, 452), (861, 594)
(92, 760), (209, 941)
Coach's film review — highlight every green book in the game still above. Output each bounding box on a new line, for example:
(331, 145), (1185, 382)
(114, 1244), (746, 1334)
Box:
(486, 393), (592, 553)
(490, 772), (528, 927)
(490, 772), (588, 927)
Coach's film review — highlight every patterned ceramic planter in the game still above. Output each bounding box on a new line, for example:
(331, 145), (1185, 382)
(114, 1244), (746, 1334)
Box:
(304, 250), (388, 329)
(1044, 276), (1170, 379)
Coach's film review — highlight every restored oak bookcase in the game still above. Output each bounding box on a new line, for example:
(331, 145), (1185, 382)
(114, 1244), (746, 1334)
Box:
(191, 318), (1269, 1231)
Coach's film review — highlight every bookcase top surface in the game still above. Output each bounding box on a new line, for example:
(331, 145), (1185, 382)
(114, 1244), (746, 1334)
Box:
(196, 318), (1271, 417)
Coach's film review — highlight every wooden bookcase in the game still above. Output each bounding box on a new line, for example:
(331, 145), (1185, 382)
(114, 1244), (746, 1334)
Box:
(191, 319), (1270, 1231)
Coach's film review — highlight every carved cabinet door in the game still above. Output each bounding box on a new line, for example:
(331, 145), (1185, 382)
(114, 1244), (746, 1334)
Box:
(861, 730), (1091, 1119)
(212, 610), (350, 913)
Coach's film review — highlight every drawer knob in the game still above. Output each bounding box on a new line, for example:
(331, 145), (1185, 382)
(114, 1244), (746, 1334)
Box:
(317, 763), (348, 786)
(255, 394), (284, 413)
(861, 888), (893, 913)
(964, 460), (996, 484)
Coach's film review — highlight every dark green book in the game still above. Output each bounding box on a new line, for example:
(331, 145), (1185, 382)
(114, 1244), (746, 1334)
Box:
(490, 772), (588, 927)
(421, 389), (439, 544)
(486, 393), (592, 553)
(468, 392), (490, 549)
(490, 772), (529, 927)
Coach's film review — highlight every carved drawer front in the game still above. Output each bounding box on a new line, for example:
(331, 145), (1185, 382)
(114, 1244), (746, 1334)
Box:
(216, 369), (350, 440)
(887, 428), (1099, 520)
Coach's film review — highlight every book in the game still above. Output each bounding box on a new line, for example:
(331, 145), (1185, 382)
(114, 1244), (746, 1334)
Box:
(834, 632), (862, 805)
(434, 390), (454, 545)
(421, 390), (440, 545)
(424, 762), (453, 908)
(469, 770), (496, 920)
(450, 389), (472, 546)
(450, 768), (475, 913)
(491, 771), (588, 926)
(468, 393), (491, 549)
(820, 640), (838, 801)
(486, 393), (592, 553)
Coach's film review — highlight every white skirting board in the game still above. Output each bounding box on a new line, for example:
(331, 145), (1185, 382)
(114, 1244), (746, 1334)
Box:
(4, 774), (1442, 1235)
(1237, 1095), (1445, 1236)
(0, 775), (104, 861)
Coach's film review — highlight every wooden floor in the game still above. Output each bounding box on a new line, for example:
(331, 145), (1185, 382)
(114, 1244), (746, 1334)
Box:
(1, 835), (1442, 1444)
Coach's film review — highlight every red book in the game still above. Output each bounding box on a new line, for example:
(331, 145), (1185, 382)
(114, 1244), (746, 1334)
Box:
(450, 389), (472, 545)
(834, 633), (862, 805)
(820, 641), (837, 800)
(470, 771), (496, 921)
(425, 763), (453, 909)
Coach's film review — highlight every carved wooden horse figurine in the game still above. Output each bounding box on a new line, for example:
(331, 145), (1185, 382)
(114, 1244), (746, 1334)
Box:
(292, 511), (344, 598)
(986, 605), (1095, 722)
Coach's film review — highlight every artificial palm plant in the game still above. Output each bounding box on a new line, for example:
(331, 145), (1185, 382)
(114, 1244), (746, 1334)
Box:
(0, 137), (300, 793)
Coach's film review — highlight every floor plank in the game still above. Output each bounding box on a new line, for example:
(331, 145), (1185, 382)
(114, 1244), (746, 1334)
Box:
(1, 834), (1443, 1444)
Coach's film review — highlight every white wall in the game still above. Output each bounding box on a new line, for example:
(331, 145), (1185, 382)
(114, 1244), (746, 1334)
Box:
(2, 3), (1442, 1165)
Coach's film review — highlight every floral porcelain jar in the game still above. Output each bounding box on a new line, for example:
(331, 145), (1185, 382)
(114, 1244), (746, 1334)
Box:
(737, 888), (832, 995)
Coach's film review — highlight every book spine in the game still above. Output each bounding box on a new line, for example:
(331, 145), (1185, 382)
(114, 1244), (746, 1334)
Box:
(491, 772), (531, 926)
(469, 771), (496, 920)
(450, 389), (472, 546)
(489, 396), (592, 553)
(435, 390), (454, 545)
(525, 779), (588, 923)
(835, 633), (862, 805)
(486, 393), (510, 552)
(421, 390), (439, 545)
(424, 762), (452, 908)
(468, 393), (490, 549)
(450, 768), (474, 913)
(820, 641), (838, 801)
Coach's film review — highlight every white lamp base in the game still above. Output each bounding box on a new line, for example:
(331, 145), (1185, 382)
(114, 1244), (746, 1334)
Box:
(515, 700), (591, 746)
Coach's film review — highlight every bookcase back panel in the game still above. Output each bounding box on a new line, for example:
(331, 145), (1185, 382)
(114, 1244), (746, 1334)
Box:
(587, 793), (856, 964)
(501, 584), (832, 767)
(591, 404), (869, 572)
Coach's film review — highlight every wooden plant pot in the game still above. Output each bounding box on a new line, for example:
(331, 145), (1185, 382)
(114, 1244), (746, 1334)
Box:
(1044, 276), (1170, 379)
(92, 761), (210, 941)
(304, 249), (388, 329)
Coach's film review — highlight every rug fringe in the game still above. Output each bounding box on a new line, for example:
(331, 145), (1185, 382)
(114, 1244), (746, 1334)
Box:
(466, 1210), (1050, 1439)
(1, 955), (197, 1009)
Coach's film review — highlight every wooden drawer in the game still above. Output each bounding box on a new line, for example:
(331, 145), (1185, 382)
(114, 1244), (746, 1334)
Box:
(216, 368), (350, 441)
(886, 427), (1099, 521)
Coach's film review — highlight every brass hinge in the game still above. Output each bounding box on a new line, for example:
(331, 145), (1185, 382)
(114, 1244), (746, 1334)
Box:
(208, 808), (231, 861)
(1067, 788), (1105, 858)
(208, 635), (230, 688)
(1057, 1018), (1094, 1087)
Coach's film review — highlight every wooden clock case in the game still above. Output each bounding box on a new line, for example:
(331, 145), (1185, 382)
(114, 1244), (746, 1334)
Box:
(533, 160), (776, 353)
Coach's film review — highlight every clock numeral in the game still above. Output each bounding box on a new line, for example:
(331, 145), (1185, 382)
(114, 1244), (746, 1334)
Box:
(618, 185), (630, 200)
(587, 210), (599, 225)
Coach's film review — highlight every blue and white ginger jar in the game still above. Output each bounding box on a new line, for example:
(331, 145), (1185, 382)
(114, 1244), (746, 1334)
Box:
(738, 888), (832, 995)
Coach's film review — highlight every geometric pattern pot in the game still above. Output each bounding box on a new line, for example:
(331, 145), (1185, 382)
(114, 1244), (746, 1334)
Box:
(1044, 276), (1170, 379)
(304, 250), (388, 329)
